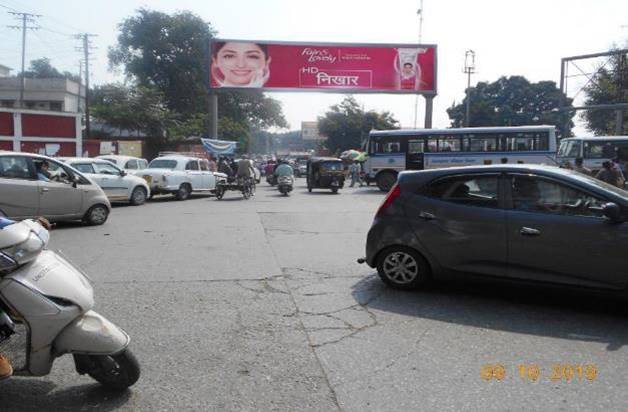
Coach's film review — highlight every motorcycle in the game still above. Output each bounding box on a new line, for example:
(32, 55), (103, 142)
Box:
(277, 175), (294, 196)
(266, 173), (277, 186)
(0, 218), (140, 389)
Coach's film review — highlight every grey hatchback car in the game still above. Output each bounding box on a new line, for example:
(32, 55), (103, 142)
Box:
(361, 165), (628, 291)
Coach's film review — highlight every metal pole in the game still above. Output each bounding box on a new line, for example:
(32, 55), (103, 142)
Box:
(413, 0), (424, 128)
(424, 96), (433, 128)
(83, 34), (91, 138)
(208, 93), (218, 138)
(465, 70), (471, 127)
(19, 14), (26, 108)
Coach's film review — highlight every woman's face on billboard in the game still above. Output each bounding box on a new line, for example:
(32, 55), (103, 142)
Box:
(214, 42), (267, 86)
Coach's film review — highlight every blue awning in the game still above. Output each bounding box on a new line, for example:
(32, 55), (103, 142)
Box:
(201, 138), (237, 155)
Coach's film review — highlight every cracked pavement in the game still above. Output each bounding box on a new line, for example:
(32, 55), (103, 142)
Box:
(2, 182), (628, 411)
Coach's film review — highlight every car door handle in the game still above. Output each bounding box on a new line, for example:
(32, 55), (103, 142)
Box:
(419, 211), (435, 220)
(40, 187), (49, 193)
(520, 227), (541, 236)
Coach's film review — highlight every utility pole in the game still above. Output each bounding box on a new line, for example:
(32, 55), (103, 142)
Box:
(413, 1), (424, 129)
(76, 33), (97, 138)
(463, 50), (476, 127)
(7, 12), (40, 108)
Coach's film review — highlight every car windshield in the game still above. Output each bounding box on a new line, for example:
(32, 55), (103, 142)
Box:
(148, 159), (178, 169)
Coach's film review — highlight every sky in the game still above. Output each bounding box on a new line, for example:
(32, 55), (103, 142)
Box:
(0, 0), (626, 136)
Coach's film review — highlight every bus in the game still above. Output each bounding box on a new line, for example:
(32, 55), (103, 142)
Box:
(557, 136), (628, 173)
(363, 125), (557, 191)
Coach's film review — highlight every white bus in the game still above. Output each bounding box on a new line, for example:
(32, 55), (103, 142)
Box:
(364, 125), (557, 191)
(557, 136), (628, 172)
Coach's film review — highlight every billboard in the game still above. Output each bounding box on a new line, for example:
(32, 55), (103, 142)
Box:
(301, 121), (325, 140)
(210, 40), (436, 94)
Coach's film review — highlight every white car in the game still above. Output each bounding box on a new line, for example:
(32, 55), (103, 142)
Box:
(97, 155), (149, 175)
(141, 155), (227, 200)
(62, 157), (151, 205)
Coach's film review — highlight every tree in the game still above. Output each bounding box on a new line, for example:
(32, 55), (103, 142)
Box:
(108, 8), (288, 152)
(22, 58), (79, 82)
(582, 50), (628, 135)
(318, 96), (399, 153)
(109, 8), (214, 115)
(447, 76), (574, 138)
(90, 83), (174, 157)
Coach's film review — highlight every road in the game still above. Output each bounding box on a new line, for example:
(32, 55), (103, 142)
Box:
(2, 179), (628, 411)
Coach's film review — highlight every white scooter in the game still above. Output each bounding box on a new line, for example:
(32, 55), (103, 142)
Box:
(277, 175), (294, 196)
(0, 218), (139, 389)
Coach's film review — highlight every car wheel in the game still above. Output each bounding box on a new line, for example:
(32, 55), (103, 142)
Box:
(376, 246), (430, 290)
(376, 172), (397, 192)
(83, 204), (109, 226)
(130, 187), (147, 206)
(331, 187), (339, 194)
(175, 184), (191, 201)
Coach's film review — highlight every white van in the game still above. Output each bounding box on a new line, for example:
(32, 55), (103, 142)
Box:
(557, 136), (628, 172)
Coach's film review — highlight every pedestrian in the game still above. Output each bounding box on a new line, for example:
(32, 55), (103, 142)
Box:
(349, 161), (360, 187)
(595, 161), (624, 187)
(573, 158), (592, 176)
(208, 156), (217, 172)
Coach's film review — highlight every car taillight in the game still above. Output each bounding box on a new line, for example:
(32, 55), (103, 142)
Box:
(375, 183), (401, 219)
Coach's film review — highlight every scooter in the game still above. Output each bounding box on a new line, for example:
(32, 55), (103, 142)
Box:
(277, 175), (294, 196)
(266, 174), (277, 186)
(0, 219), (140, 389)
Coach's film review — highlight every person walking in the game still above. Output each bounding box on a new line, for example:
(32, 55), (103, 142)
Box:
(596, 161), (624, 187)
(349, 161), (361, 187)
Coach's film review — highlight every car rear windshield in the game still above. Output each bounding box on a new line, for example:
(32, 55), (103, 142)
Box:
(320, 162), (342, 171)
(148, 159), (177, 169)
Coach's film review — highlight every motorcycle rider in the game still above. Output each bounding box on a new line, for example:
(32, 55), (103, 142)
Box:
(236, 155), (256, 182)
(274, 160), (294, 179)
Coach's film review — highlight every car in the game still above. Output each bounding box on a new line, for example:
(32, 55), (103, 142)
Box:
(0, 152), (111, 225)
(361, 164), (628, 291)
(61, 157), (151, 206)
(141, 155), (227, 200)
(96, 155), (149, 175)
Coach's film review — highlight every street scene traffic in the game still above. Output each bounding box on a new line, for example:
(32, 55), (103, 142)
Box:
(1, 0), (628, 411)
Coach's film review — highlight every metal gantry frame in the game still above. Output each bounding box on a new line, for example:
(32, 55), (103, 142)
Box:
(559, 49), (628, 135)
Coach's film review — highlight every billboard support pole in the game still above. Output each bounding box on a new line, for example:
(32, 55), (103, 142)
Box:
(208, 92), (218, 139)
(424, 96), (433, 129)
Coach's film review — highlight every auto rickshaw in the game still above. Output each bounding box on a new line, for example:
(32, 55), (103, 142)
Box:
(306, 157), (345, 193)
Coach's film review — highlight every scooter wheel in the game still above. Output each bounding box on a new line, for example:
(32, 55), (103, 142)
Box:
(85, 349), (140, 390)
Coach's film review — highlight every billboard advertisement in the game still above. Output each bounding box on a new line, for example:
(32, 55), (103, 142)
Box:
(301, 121), (325, 140)
(210, 40), (436, 94)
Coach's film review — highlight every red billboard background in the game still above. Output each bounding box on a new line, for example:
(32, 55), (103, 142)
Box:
(210, 40), (436, 94)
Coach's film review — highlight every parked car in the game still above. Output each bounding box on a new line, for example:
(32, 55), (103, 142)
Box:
(0, 152), (111, 225)
(141, 155), (227, 200)
(97, 155), (149, 175)
(360, 164), (628, 291)
(61, 157), (151, 205)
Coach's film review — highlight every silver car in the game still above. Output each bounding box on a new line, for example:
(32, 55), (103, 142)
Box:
(0, 152), (111, 225)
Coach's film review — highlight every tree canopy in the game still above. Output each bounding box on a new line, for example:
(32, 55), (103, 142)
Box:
(318, 96), (399, 153)
(447, 76), (574, 138)
(106, 8), (287, 151)
(21, 58), (79, 82)
(582, 50), (627, 135)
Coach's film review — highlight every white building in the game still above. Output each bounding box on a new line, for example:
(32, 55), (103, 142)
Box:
(0, 77), (85, 113)
(0, 64), (11, 77)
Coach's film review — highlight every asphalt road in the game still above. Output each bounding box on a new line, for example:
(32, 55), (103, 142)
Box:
(2, 179), (628, 411)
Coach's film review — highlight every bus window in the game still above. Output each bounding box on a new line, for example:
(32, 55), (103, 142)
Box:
(584, 141), (617, 159)
(464, 134), (498, 152)
(408, 140), (424, 153)
(558, 140), (581, 157)
(437, 136), (461, 152)
(426, 138), (438, 152)
(384, 142), (401, 153)
(506, 132), (548, 151)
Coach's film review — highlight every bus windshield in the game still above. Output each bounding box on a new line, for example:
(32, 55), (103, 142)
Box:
(558, 140), (582, 157)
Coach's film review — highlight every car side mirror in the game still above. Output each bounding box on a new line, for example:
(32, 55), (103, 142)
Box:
(602, 202), (623, 223)
(120, 170), (127, 177)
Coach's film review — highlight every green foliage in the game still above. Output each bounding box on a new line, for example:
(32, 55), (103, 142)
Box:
(107, 8), (288, 152)
(582, 51), (628, 135)
(317, 96), (399, 153)
(21, 58), (79, 82)
(447, 76), (575, 138)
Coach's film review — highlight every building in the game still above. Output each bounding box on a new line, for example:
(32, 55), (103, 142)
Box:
(0, 64), (11, 77)
(0, 77), (85, 113)
(0, 108), (82, 156)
